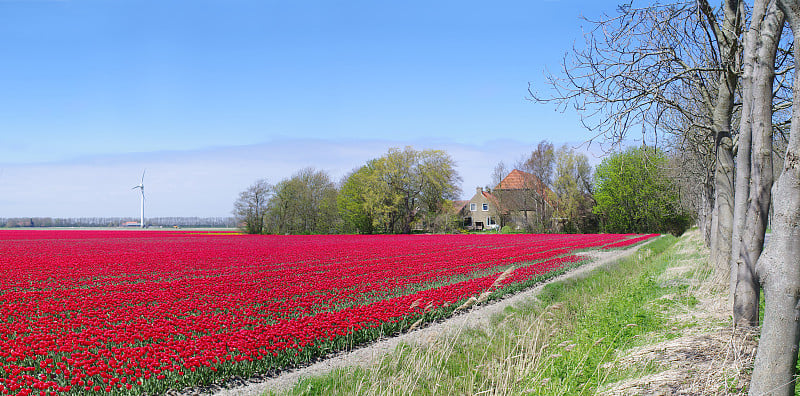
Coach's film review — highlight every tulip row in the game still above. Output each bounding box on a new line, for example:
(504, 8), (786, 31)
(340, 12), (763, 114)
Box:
(601, 233), (660, 250)
(0, 230), (656, 395)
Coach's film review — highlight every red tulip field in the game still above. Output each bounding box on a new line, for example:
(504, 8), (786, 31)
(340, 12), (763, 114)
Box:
(0, 230), (658, 395)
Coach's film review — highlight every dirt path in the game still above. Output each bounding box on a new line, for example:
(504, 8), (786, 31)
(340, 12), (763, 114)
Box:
(203, 242), (652, 396)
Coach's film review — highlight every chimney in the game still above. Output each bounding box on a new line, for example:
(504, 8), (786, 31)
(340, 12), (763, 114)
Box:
(476, 187), (483, 195)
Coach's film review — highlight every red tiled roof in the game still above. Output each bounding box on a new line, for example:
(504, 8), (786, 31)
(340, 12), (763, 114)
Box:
(496, 169), (542, 190)
(495, 169), (557, 209)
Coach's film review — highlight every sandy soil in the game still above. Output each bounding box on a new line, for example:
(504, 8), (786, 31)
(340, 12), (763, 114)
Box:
(195, 242), (652, 396)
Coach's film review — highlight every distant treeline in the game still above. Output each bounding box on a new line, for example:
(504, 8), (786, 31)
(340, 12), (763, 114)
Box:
(1, 217), (237, 228)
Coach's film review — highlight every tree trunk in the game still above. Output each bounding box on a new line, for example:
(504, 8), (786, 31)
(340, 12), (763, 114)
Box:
(701, 180), (714, 246)
(730, 0), (757, 300)
(402, 194), (414, 234)
(750, 1), (800, 393)
(709, 0), (742, 288)
(733, 1), (782, 327)
(710, 116), (736, 287)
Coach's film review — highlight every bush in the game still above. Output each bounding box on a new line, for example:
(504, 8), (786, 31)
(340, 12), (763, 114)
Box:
(500, 225), (525, 234)
(593, 146), (690, 235)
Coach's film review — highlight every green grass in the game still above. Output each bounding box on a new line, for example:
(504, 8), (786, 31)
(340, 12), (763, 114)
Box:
(270, 234), (699, 395)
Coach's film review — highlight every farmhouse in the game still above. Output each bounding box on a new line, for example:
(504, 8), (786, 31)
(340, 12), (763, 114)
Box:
(459, 169), (557, 231)
(457, 188), (502, 230)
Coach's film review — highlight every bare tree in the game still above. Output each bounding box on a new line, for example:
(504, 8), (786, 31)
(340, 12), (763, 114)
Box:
(489, 161), (508, 190)
(731, 0), (784, 328)
(749, 0), (800, 391)
(514, 141), (557, 231)
(233, 179), (272, 234)
(523, 141), (555, 188)
(488, 161), (514, 227)
(530, 0), (743, 285)
(665, 124), (716, 244)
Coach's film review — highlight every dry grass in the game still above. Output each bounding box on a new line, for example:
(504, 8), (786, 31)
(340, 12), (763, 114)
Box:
(316, 302), (581, 395)
(598, 230), (756, 395)
(600, 327), (757, 395)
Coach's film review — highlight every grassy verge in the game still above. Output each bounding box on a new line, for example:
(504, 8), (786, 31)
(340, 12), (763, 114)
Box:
(270, 233), (733, 395)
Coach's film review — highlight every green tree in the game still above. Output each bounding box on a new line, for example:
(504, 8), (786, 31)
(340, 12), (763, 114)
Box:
(373, 147), (461, 234)
(337, 162), (398, 234)
(593, 147), (689, 235)
(338, 166), (374, 234)
(266, 168), (339, 234)
(553, 145), (596, 233)
(338, 147), (461, 234)
(416, 149), (462, 231)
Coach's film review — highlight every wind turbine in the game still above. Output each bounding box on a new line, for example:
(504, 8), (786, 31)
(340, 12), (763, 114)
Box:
(132, 170), (145, 228)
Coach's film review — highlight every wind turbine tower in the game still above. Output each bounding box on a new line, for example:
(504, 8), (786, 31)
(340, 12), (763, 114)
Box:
(132, 170), (145, 228)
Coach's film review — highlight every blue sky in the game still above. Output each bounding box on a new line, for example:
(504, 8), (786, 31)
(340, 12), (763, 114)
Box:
(0, 0), (616, 218)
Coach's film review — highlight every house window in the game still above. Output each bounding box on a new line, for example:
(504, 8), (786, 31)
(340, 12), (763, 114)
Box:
(464, 217), (472, 226)
(470, 203), (477, 211)
(482, 203), (489, 211)
(487, 216), (496, 225)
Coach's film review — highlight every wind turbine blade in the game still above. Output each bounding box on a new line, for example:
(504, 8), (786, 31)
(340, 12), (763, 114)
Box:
(141, 169), (146, 185)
